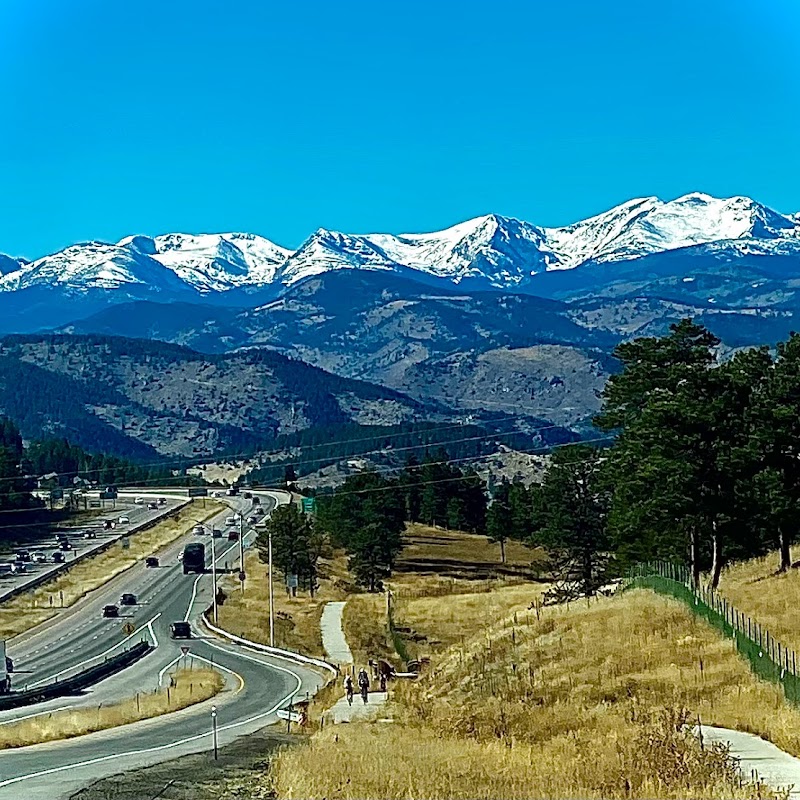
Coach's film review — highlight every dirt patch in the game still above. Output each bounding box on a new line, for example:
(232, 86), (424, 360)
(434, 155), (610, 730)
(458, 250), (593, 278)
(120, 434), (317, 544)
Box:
(68, 727), (295, 800)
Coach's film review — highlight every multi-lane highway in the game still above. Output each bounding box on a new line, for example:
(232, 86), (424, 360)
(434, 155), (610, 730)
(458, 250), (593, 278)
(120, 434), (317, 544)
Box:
(0, 490), (329, 799)
(0, 494), (188, 602)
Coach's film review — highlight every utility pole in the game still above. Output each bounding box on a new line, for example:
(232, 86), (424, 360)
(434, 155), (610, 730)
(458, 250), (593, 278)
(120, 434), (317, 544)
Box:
(239, 511), (245, 594)
(268, 528), (274, 647)
(210, 526), (218, 624)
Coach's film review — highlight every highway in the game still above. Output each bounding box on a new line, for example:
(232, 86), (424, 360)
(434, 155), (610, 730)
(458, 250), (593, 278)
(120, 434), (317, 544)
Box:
(0, 494), (188, 602)
(0, 489), (328, 799)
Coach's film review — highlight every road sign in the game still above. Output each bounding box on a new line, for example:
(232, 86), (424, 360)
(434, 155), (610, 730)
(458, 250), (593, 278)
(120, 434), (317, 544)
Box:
(180, 646), (190, 656)
(238, 571), (246, 582)
(301, 497), (316, 514)
(122, 622), (135, 636)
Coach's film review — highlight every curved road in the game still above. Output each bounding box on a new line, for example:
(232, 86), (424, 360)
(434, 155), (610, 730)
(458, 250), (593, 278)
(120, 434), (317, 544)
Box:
(0, 490), (327, 799)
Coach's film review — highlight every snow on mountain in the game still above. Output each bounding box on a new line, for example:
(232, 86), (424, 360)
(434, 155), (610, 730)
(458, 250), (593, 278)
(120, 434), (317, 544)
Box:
(121, 232), (291, 292)
(0, 241), (189, 295)
(3, 193), (799, 300)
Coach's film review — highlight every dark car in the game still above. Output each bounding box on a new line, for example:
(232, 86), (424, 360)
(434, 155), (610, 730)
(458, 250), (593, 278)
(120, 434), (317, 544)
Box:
(14, 550), (31, 562)
(227, 530), (239, 541)
(145, 556), (159, 568)
(147, 502), (158, 510)
(169, 621), (191, 639)
(102, 604), (119, 618)
(52, 551), (65, 563)
(83, 531), (97, 539)
(59, 540), (72, 551)
(120, 592), (137, 606)
(103, 520), (114, 530)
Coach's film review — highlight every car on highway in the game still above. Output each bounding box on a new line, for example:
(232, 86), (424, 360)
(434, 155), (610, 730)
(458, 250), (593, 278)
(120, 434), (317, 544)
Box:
(227, 530), (239, 541)
(31, 552), (47, 564)
(212, 528), (222, 538)
(158, 497), (167, 505)
(252, 496), (261, 505)
(103, 520), (114, 530)
(102, 604), (119, 618)
(147, 502), (158, 510)
(59, 540), (72, 551)
(14, 550), (31, 562)
(83, 531), (97, 539)
(0, 564), (15, 578)
(120, 592), (137, 606)
(134, 497), (145, 505)
(193, 525), (205, 536)
(169, 621), (191, 639)
(52, 551), (65, 563)
(145, 556), (159, 568)
(118, 515), (130, 524)
(12, 562), (27, 573)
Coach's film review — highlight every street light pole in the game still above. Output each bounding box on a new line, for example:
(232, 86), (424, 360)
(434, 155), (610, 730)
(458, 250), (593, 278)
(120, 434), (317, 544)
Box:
(268, 528), (274, 647)
(211, 705), (218, 760)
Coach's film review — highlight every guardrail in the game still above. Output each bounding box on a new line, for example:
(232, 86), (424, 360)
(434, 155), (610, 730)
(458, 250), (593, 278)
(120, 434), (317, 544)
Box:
(0, 499), (192, 605)
(200, 609), (338, 675)
(0, 640), (153, 711)
(625, 561), (800, 705)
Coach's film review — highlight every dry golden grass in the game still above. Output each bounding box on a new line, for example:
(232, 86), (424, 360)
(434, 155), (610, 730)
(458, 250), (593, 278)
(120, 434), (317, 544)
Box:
(0, 667), (222, 749)
(0, 502), (224, 640)
(719, 552), (800, 657)
(217, 549), (349, 657)
(341, 592), (395, 666)
(271, 590), (791, 799)
(394, 581), (545, 660)
(401, 523), (546, 569)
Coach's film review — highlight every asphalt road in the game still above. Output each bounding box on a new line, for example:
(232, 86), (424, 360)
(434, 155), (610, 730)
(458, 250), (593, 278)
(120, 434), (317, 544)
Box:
(0, 495), (188, 602)
(0, 489), (326, 799)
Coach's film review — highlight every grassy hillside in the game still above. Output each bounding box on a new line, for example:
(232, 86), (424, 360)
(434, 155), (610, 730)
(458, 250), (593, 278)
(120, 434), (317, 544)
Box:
(271, 589), (794, 799)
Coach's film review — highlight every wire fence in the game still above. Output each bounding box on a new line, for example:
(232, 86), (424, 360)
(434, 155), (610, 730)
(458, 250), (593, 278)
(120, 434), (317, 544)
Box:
(624, 560), (800, 705)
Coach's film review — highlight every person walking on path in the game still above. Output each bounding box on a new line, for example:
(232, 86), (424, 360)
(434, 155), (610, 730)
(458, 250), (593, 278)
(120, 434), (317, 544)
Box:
(344, 673), (354, 706)
(357, 668), (370, 704)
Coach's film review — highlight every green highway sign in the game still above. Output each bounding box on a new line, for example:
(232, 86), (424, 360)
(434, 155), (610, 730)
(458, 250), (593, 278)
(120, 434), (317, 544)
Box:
(301, 497), (316, 514)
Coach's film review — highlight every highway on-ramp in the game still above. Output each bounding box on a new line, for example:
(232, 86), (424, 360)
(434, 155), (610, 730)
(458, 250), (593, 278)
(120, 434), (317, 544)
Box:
(0, 490), (327, 799)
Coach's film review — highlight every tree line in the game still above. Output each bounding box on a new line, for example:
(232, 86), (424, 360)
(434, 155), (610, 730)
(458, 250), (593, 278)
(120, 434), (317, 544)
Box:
(261, 320), (800, 600)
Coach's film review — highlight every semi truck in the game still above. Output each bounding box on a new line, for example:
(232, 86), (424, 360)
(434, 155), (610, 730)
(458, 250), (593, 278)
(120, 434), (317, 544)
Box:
(182, 542), (206, 575)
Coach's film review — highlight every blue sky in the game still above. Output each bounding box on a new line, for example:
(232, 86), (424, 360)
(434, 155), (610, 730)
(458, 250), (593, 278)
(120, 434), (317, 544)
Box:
(1, 0), (799, 259)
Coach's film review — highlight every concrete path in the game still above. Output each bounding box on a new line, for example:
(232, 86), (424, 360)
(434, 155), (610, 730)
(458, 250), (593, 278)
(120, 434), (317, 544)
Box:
(328, 690), (388, 724)
(700, 725), (800, 798)
(321, 601), (353, 664)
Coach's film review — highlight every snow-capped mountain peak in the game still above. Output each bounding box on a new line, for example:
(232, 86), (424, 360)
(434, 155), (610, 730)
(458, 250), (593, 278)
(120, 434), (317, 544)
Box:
(2, 193), (799, 306)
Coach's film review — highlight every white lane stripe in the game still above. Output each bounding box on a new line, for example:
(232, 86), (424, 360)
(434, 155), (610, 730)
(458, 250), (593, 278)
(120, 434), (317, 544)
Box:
(156, 654), (183, 687)
(0, 660), (303, 787)
(182, 523), (257, 623)
(29, 613), (162, 688)
(147, 618), (159, 649)
(0, 705), (75, 726)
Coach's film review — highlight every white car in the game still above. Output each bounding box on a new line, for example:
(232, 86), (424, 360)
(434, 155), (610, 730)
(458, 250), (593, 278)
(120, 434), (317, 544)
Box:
(31, 552), (47, 564)
(134, 497), (145, 505)
(118, 516), (130, 524)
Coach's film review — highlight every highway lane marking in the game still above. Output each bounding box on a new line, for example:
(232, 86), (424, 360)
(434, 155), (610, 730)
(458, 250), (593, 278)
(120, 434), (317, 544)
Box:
(182, 527), (257, 623)
(0, 705), (75, 726)
(147, 618), (159, 648)
(29, 613), (162, 688)
(0, 658), (303, 787)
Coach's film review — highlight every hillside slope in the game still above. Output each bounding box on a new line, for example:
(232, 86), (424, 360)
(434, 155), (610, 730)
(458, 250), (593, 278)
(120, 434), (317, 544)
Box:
(0, 335), (432, 458)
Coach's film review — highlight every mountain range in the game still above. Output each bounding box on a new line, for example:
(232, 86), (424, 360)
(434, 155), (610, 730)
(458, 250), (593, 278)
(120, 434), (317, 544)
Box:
(3, 192), (800, 454)
(3, 192), (800, 333)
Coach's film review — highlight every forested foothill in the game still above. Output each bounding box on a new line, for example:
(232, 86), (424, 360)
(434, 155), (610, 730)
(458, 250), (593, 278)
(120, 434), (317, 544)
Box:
(281, 320), (800, 599)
